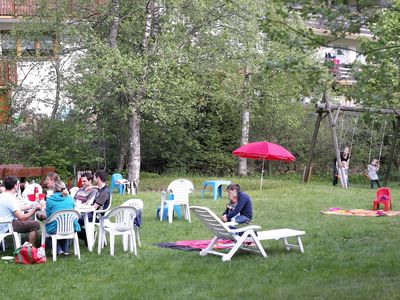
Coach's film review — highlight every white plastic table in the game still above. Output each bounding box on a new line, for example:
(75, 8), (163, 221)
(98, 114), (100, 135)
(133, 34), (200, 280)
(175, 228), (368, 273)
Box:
(201, 180), (231, 200)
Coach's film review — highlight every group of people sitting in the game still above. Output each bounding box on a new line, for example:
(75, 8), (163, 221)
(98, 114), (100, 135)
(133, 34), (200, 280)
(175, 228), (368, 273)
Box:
(0, 170), (110, 255)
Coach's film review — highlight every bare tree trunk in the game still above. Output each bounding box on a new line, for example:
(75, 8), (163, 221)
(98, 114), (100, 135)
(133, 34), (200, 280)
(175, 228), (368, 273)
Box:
(238, 67), (251, 176)
(117, 147), (126, 171)
(127, 1), (157, 189)
(108, 0), (126, 173)
(238, 110), (249, 175)
(109, 0), (120, 48)
(128, 98), (141, 189)
(51, 58), (61, 119)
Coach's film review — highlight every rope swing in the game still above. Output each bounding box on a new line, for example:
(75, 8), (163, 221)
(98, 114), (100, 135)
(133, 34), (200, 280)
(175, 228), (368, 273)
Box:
(338, 113), (358, 154)
(349, 117), (358, 155)
(378, 119), (387, 161)
(368, 118), (387, 163)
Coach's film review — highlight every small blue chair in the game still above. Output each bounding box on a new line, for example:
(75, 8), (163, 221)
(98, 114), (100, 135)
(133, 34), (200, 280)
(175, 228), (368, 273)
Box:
(156, 194), (182, 221)
(110, 173), (125, 194)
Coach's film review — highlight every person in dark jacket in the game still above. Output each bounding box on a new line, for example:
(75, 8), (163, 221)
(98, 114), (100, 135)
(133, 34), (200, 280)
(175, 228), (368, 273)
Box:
(221, 184), (252, 224)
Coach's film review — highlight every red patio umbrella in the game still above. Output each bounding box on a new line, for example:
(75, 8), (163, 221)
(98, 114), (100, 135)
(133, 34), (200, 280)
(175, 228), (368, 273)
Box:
(232, 141), (296, 190)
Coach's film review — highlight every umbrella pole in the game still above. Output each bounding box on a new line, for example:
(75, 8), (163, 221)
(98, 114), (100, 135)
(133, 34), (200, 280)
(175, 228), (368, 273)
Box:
(260, 158), (265, 190)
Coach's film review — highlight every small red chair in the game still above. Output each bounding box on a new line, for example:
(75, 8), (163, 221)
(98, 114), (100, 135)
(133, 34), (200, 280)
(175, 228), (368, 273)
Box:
(372, 187), (392, 211)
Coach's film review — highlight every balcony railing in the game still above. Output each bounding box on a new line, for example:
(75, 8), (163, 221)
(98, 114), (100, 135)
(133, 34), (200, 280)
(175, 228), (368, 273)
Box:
(305, 18), (372, 36)
(332, 63), (356, 85)
(0, 0), (36, 16)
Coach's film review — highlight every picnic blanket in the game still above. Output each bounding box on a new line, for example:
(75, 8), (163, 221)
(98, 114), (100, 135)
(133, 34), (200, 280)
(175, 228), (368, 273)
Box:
(154, 240), (234, 251)
(321, 207), (400, 217)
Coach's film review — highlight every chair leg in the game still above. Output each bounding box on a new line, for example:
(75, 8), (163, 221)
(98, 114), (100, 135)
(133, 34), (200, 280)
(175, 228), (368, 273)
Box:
(249, 231), (267, 258)
(185, 205), (191, 223)
(283, 237), (290, 251)
(110, 233), (115, 256)
(222, 231), (253, 262)
(135, 228), (141, 248)
(122, 234), (128, 251)
(98, 228), (103, 255)
(74, 234), (81, 259)
(40, 223), (46, 245)
(52, 237), (57, 261)
(13, 232), (21, 248)
(297, 236), (305, 254)
(159, 203), (165, 221)
(384, 202), (389, 211)
(168, 204), (174, 223)
(130, 229), (137, 256)
(200, 236), (219, 256)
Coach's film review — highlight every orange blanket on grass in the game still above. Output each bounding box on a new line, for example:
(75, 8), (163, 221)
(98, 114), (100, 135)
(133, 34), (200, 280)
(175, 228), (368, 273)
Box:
(321, 208), (400, 217)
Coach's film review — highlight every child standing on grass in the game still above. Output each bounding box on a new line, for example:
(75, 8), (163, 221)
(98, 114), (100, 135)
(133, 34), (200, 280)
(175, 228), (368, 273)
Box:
(367, 159), (381, 189)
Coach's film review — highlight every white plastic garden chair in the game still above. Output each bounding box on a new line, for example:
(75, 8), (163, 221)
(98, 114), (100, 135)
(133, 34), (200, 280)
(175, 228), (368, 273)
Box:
(43, 209), (81, 261)
(69, 187), (79, 198)
(0, 218), (21, 251)
(160, 179), (194, 223)
(122, 199), (143, 247)
(97, 206), (137, 256)
(92, 193), (113, 246)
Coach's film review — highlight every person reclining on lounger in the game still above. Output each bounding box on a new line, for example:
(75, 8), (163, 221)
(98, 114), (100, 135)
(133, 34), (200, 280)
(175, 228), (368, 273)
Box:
(221, 184), (252, 224)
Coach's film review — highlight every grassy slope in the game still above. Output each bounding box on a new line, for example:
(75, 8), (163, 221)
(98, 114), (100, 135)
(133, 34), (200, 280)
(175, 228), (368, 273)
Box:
(1, 176), (399, 300)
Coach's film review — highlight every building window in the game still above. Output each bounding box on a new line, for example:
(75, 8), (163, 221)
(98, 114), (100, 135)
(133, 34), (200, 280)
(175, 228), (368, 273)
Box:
(21, 39), (36, 56)
(37, 35), (54, 56)
(0, 31), (55, 58)
(1, 32), (17, 56)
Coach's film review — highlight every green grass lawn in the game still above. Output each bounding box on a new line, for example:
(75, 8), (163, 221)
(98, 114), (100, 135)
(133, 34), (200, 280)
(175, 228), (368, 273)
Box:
(1, 176), (399, 300)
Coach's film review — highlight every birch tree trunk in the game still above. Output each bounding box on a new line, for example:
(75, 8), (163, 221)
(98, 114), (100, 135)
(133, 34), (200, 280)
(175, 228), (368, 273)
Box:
(128, 97), (141, 189)
(51, 57), (61, 119)
(238, 67), (251, 176)
(127, 0), (157, 190)
(108, 0), (120, 48)
(108, 0), (128, 172)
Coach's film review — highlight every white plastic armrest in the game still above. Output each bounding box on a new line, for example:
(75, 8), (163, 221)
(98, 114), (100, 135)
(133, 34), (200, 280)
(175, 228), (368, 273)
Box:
(231, 225), (262, 233)
(0, 219), (14, 233)
(224, 221), (238, 227)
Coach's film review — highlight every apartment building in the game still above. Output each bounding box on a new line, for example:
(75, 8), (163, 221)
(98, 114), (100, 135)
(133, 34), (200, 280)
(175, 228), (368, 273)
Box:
(0, 0), (103, 123)
(303, 0), (389, 105)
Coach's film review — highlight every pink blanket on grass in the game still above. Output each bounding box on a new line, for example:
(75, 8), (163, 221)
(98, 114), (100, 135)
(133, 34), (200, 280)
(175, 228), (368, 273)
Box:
(321, 207), (400, 217)
(154, 239), (235, 251)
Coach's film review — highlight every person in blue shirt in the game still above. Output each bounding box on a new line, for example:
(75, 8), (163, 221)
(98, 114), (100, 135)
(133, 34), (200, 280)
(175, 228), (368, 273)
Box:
(46, 180), (80, 255)
(221, 184), (252, 224)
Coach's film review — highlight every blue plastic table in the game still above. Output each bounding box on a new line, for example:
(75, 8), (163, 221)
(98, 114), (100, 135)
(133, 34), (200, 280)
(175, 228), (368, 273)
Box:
(202, 180), (232, 200)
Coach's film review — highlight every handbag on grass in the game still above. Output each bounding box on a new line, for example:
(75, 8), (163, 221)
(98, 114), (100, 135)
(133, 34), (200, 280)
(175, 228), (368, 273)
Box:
(14, 242), (46, 264)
